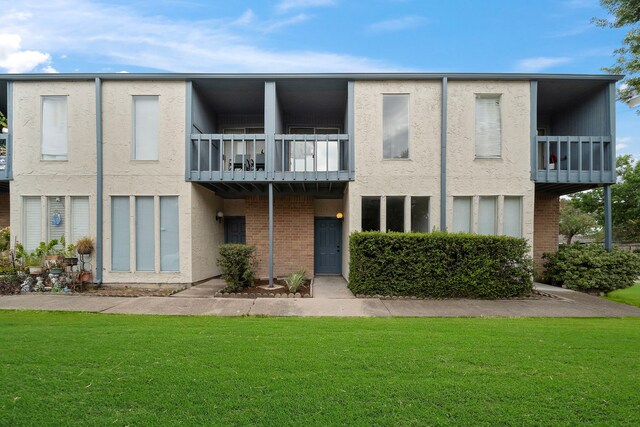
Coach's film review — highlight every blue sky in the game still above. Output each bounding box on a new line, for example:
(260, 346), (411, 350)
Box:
(1, 0), (639, 158)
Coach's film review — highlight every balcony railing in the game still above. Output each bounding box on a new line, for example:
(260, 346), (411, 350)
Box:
(0, 134), (8, 180)
(534, 136), (615, 184)
(188, 133), (352, 182)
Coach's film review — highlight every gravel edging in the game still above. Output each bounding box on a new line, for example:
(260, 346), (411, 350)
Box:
(215, 278), (314, 299)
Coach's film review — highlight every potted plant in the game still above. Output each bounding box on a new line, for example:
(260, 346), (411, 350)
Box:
(25, 252), (43, 275)
(62, 237), (77, 267)
(0, 111), (7, 134)
(75, 236), (94, 255)
(43, 239), (63, 267)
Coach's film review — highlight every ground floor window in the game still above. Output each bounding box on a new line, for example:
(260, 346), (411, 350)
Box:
(361, 197), (380, 231)
(478, 196), (498, 235)
(411, 197), (430, 232)
(22, 195), (90, 251)
(111, 195), (180, 273)
(386, 196), (405, 232)
(452, 197), (472, 233)
(503, 196), (523, 237)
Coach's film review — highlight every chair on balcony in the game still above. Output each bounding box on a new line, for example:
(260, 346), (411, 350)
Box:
(255, 153), (265, 171)
(232, 155), (251, 171)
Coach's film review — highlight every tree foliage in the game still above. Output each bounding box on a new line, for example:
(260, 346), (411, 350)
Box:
(559, 202), (597, 244)
(595, 0), (640, 101)
(569, 155), (640, 242)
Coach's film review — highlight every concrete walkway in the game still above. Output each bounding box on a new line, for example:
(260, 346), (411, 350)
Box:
(1, 277), (639, 317)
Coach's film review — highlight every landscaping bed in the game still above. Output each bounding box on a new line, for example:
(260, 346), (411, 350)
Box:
(217, 278), (312, 298)
(354, 288), (561, 300)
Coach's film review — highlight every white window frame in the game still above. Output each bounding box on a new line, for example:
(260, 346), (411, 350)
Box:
(41, 96), (68, 161)
(132, 95), (159, 161)
(475, 94), (502, 159)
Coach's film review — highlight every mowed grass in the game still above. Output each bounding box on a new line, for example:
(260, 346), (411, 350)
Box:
(606, 283), (640, 308)
(1, 312), (639, 426)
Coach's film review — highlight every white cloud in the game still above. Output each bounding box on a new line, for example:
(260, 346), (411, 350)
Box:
(368, 16), (425, 32)
(0, 33), (51, 73)
(514, 57), (572, 72)
(41, 65), (58, 73)
(276, 0), (335, 13)
(3, 0), (392, 73)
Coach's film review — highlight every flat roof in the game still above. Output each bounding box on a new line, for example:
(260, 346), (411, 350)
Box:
(0, 72), (624, 82)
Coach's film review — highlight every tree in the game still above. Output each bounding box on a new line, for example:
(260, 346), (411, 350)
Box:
(595, 0), (640, 102)
(570, 155), (640, 242)
(559, 202), (597, 244)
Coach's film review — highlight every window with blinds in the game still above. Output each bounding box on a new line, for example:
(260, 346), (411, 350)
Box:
(41, 96), (68, 160)
(503, 197), (523, 238)
(478, 196), (498, 235)
(452, 197), (472, 233)
(111, 197), (130, 272)
(475, 95), (502, 158)
(23, 197), (42, 250)
(70, 197), (90, 244)
(160, 196), (179, 272)
(133, 96), (159, 160)
(47, 196), (65, 244)
(136, 197), (155, 271)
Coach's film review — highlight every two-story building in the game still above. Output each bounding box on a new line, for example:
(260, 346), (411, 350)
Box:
(0, 73), (619, 286)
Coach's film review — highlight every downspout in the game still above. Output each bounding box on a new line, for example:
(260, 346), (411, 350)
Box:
(6, 81), (13, 180)
(440, 77), (447, 231)
(95, 77), (103, 286)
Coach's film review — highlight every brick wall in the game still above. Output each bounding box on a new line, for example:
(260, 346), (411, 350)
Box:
(245, 195), (314, 278)
(533, 193), (559, 272)
(0, 192), (9, 228)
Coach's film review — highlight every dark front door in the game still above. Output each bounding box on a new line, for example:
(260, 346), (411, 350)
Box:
(224, 217), (246, 243)
(314, 218), (342, 275)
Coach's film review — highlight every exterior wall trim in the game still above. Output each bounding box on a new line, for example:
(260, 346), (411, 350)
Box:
(530, 81), (538, 182)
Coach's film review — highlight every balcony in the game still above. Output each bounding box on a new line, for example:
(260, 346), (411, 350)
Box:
(0, 133), (9, 180)
(188, 132), (352, 182)
(534, 136), (615, 184)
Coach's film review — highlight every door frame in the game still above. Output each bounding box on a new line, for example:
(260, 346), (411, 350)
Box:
(314, 216), (343, 275)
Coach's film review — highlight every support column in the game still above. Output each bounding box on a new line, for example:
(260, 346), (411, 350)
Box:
(604, 184), (612, 251)
(268, 183), (274, 286)
(95, 77), (103, 286)
(440, 77), (447, 231)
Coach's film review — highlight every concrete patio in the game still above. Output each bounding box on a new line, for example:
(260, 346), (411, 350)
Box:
(0, 277), (639, 317)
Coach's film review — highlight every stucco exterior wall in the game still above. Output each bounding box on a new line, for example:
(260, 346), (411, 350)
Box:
(0, 191), (9, 228)
(446, 81), (534, 243)
(191, 184), (223, 281)
(10, 81), (98, 275)
(102, 80), (193, 284)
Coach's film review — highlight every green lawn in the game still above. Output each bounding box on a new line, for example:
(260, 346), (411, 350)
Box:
(606, 283), (640, 308)
(1, 312), (640, 426)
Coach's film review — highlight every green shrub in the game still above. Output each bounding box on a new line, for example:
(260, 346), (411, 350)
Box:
(0, 273), (23, 295)
(284, 270), (306, 293)
(217, 244), (256, 292)
(349, 232), (533, 299)
(543, 244), (640, 293)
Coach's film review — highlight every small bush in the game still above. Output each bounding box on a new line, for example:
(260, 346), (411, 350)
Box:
(0, 273), (23, 295)
(349, 232), (533, 299)
(217, 244), (255, 292)
(284, 270), (306, 293)
(543, 244), (640, 293)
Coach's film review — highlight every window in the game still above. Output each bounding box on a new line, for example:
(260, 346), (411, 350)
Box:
(135, 197), (154, 271)
(70, 197), (90, 244)
(503, 197), (523, 237)
(452, 197), (472, 233)
(47, 196), (65, 244)
(383, 94), (409, 159)
(362, 197), (380, 231)
(41, 96), (67, 160)
(23, 197), (42, 251)
(478, 196), (497, 235)
(133, 95), (159, 160)
(475, 95), (501, 158)
(386, 196), (405, 232)
(289, 127), (340, 172)
(411, 197), (429, 232)
(111, 197), (130, 272)
(160, 196), (179, 271)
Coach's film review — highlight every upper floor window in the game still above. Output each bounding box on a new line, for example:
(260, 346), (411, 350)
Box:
(41, 96), (67, 160)
(383, 94), (409, 159)
(132, 95), (159, 160)
(475, 94), (501, 158)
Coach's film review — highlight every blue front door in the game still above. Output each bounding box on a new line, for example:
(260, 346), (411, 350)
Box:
(224, 217), (246, 243)
(314, 218), (342, 275)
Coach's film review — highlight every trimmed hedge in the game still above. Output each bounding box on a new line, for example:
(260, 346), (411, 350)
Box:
(217, 244), (256, 292)
(543, 244), (640, 293)
(349, 232), (533, 299)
